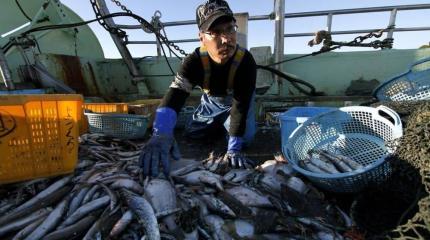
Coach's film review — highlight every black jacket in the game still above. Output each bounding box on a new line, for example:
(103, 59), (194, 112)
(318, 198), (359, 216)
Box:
(160, 46), (257, 136)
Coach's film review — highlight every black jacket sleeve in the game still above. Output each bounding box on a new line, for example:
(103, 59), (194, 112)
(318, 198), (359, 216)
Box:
(159, 49), (203, 114)
(229, 51), (257, 136)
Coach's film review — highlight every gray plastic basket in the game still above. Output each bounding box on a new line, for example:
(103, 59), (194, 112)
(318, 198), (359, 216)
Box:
(84, 112), (149, 139)
(284, 106), (403, 193)
(373, 57), (430, 101)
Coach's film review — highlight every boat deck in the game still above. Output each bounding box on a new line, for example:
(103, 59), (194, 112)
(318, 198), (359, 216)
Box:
(174, 124), (282, 165)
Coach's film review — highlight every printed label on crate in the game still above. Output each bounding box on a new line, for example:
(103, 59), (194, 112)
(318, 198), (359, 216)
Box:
(0, 109), (16, 138)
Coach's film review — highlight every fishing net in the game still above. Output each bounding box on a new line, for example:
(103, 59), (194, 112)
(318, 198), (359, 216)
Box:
(389, 101), (430, 239)
(358, 101), (430, 239)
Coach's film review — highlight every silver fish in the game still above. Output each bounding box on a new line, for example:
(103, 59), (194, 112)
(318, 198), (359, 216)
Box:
(317, 150), (353, 172)
(170, 159), (203, 176)
(82, 205), (122, 240)
(82, 185), (101, 204)
(333, 150), (364, 170)
(285, 176), (309, 194)
(0, 176), (72, 226)
(222, 219), (255, 239)
(110, 179), (144, 194)
(184, 228), (199, 240)
(300, 159), (328, 174)
(0, 208), (49, 237)
(109, 210), (134, 238)
(174, 170), (224, 191)
(225, 186), (272, 208)
(144, 179), (183, 238)
(258, 173), (285, 193)
(0, 185), (71, 228)
(257, 159), (294, 177)
(25, 197), (70, 240)
(223, 169), (253, 183)
(67, 186), (90, 216)
(200, 194), (236, 218)
(11, 217), (45, 240)
(203, 215), (233, 240)
(308, 152), (340, 174)
(120, 189), (160, 240)
(314, 231), (344, 240)
(43, 214), (98, 240)
(59, 196), (110, 228)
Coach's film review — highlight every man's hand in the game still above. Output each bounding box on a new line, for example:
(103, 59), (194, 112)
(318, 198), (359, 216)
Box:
(204, 151), (254, 173)
(224, 151), (254, 169)
(226, 136), (254, 168)
(140, 107), (179, 177)
(139, 134), (181, 177)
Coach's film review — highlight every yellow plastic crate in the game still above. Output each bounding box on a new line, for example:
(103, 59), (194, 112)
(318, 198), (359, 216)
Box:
(83, 103), (128, 113)
(81, 103), (129, 134)
(0, 94), (83, 184)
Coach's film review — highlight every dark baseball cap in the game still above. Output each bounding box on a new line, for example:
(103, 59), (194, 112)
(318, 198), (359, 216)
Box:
(196, 0), (236, 32)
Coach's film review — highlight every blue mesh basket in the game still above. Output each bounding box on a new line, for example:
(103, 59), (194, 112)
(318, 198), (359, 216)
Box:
(84, 112), (149, 139)
(373, 57), (430, 101)
(284, 106), (403, 193)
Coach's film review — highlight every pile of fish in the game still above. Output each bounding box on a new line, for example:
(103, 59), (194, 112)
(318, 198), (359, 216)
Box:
(0, 133), (359, 240)
(300, 150), (364, 174)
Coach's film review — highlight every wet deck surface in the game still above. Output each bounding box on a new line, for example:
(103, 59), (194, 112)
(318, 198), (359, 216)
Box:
(174, 124), (282, 164)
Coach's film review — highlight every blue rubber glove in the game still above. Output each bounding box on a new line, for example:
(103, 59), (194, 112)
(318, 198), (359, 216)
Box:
(225, 136), (254, 169)
(139, 107), (181, 177)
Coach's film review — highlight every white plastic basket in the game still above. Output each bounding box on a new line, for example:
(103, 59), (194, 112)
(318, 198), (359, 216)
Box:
(373, 57), (430, 101)
(284, 105), (403, 193)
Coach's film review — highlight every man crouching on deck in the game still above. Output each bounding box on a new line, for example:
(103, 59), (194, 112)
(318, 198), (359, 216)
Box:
(139, 0), (257, 177)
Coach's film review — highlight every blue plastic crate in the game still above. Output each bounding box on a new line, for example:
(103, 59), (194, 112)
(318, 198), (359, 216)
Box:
(279, 106), (336, 148)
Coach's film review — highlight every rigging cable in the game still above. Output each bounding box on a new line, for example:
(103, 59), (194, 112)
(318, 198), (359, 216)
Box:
(89, 1), (181, 75)
(1, 13), (137, 54)
(265, 46), (340, 67)
(15, 0), (32, 22)
(155, 34), (175, 75)
(257, 64), (324, 96)
(3, 11), (322, 94)
(0, 12), (177, 77)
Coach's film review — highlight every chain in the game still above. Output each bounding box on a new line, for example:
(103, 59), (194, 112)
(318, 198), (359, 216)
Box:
(110, 0), (132, 14)
(89, 0), (126, 38)
(324, 27), (394, 50)
(331, 38), (393, 49)
(73, 28), (78, 56)
(269, 26), (395, 67)
(109, 0), (188, 57)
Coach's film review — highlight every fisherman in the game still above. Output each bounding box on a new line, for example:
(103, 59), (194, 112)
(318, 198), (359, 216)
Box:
(139, 0), (257, 177)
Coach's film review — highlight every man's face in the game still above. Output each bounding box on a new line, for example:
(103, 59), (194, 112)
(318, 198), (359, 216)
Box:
(199, 20), (237, 64)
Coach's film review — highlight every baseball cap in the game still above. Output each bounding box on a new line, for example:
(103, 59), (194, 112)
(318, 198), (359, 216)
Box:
(196, 0), (236, 32)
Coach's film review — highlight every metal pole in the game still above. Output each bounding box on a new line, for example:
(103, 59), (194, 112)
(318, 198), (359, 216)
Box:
(0, 49), (15, 90)
(95, 0), (153, 94)
(327, 13), (333, 32)
(274, 0), (285, 95)
(387, 9), (397, 48)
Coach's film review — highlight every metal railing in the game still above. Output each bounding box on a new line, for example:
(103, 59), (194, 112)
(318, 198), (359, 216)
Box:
(117, 3), (430, 56)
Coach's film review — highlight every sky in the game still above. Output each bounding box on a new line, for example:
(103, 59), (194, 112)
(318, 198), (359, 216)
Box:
(61, 0), (430, 59)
